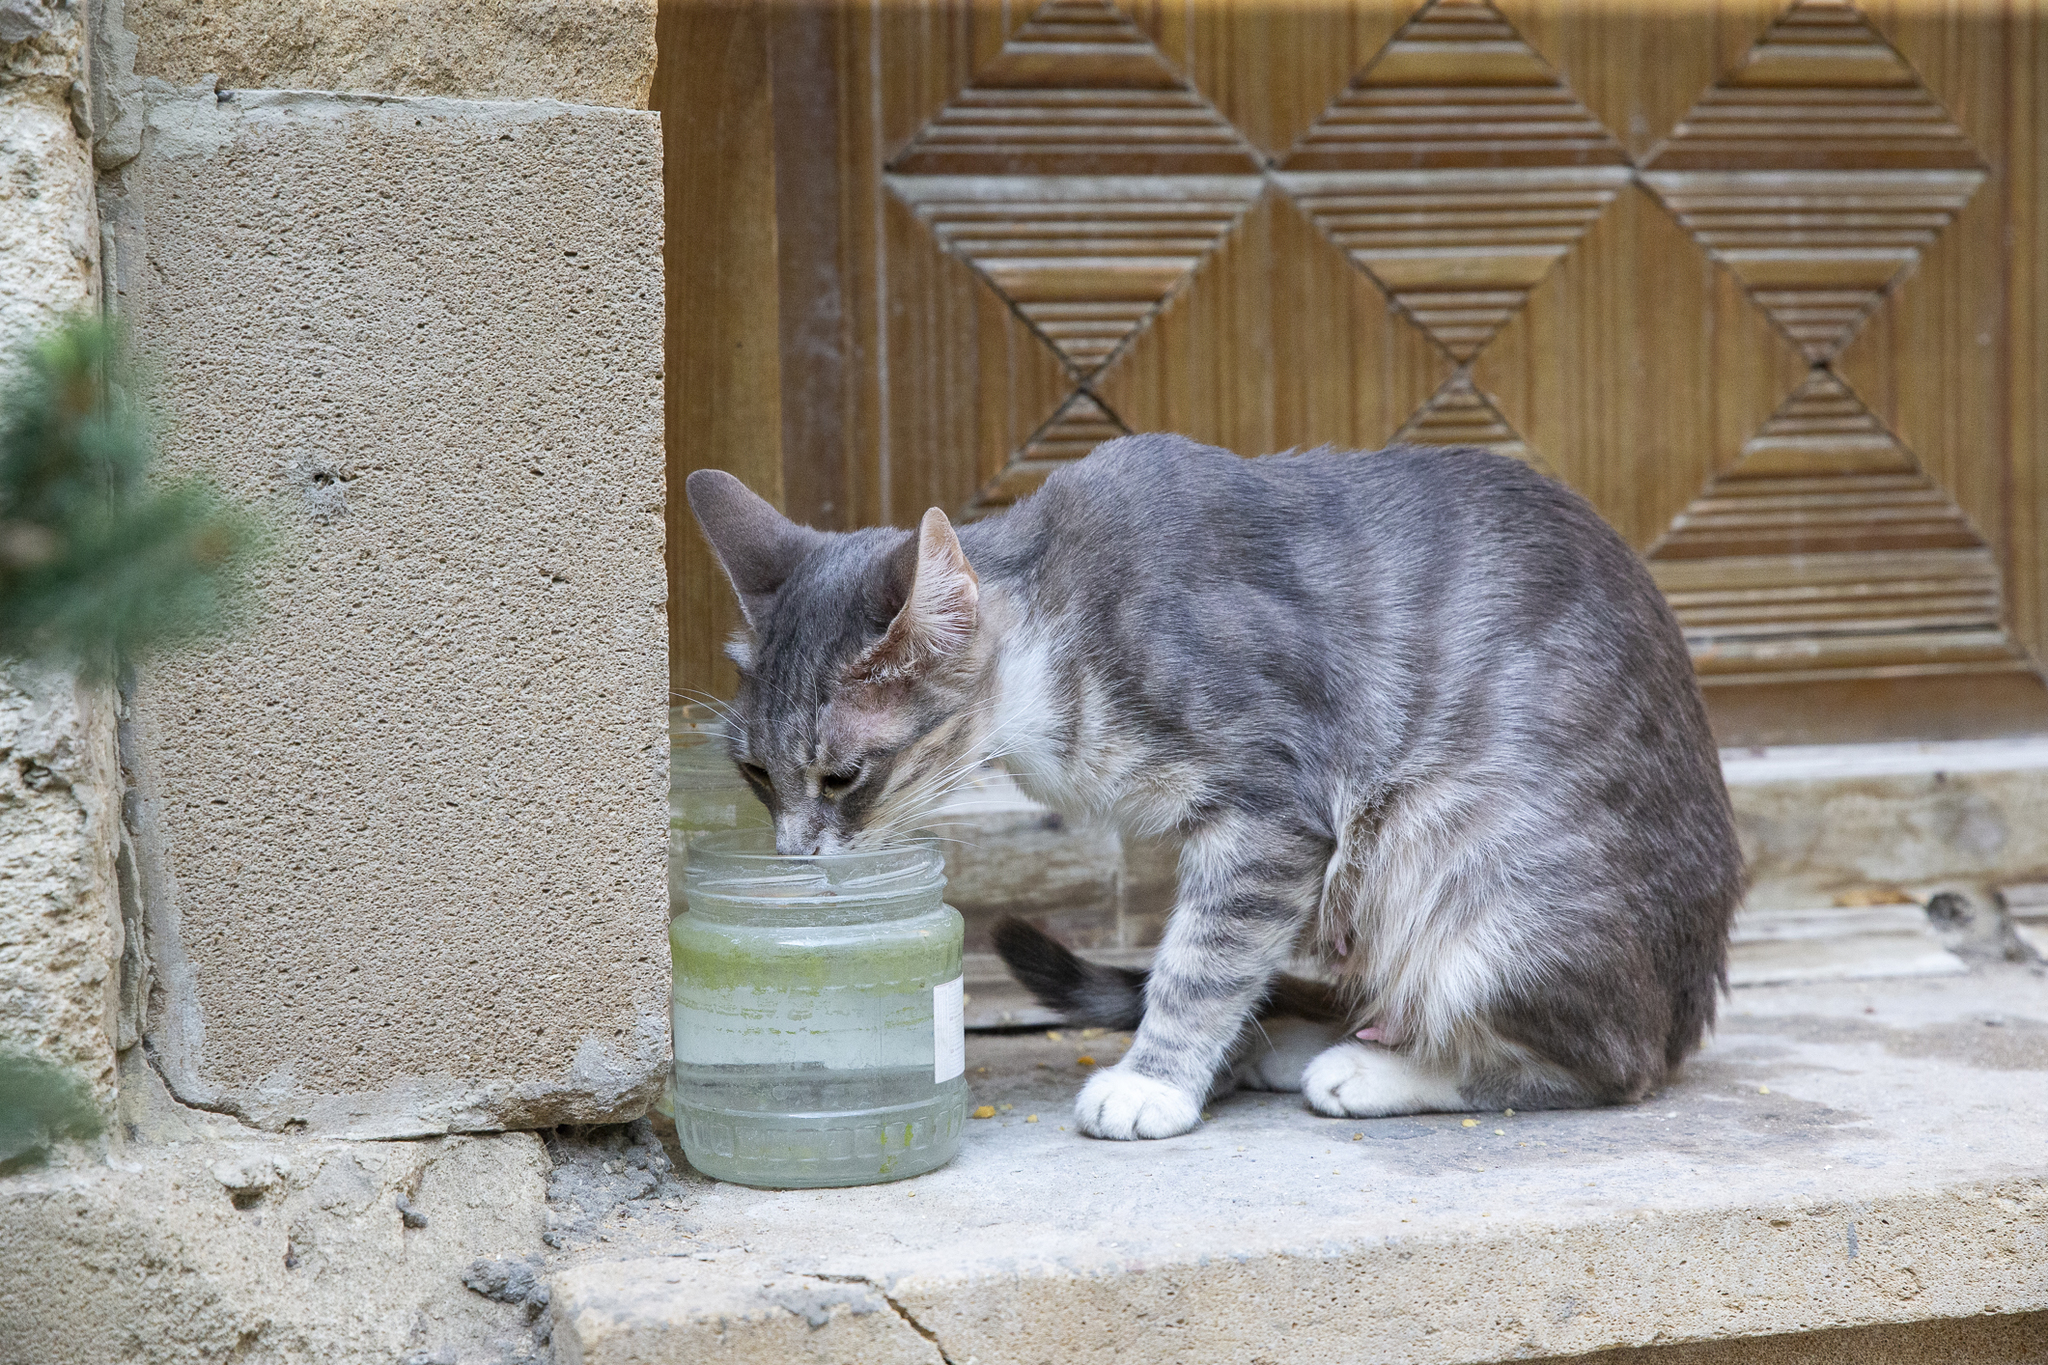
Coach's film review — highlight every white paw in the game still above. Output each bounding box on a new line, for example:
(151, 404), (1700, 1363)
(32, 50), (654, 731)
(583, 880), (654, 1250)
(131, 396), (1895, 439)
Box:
(1074, 1067), (1202, 1140)
(1232, 1017), (1342, 1093)
(1300, 1042), (1465, 1118)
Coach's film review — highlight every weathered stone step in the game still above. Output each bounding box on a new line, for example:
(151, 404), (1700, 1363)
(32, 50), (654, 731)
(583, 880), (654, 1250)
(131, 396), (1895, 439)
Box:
(549, 964), (2048, 1365)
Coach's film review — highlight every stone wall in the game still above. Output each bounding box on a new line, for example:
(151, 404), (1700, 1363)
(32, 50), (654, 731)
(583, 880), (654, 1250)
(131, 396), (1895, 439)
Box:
(0, 0), (125, 1123)
(91, 0), (668, 1136)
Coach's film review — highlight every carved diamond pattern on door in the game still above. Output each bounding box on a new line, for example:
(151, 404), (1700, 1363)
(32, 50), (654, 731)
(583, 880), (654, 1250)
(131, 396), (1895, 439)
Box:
(662, 0), (2048, 740)
(1639, 0), (1985, 363)
(886, 0), (1266, 510)
(888, 176), (1266, 376)
(967, 391), (1131, 514)
(886, 0), (1264, 376)
(1274, 0), (1632, 364)
(1392, 373), (1551, 476)
(1645, 369), (2028, 685)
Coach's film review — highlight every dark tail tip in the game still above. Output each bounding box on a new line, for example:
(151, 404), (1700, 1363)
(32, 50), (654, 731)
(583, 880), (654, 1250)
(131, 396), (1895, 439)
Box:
(990, 916), (1147, 1030)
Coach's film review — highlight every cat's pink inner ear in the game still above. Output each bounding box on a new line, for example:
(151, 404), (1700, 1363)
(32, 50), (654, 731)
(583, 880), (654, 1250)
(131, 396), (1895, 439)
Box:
(856, 508), (979, 683)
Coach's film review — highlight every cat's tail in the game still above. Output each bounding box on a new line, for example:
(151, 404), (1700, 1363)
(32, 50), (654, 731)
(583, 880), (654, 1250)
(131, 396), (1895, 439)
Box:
(990, 916), (1349, 1029)
(991, 916), (1148, 1029)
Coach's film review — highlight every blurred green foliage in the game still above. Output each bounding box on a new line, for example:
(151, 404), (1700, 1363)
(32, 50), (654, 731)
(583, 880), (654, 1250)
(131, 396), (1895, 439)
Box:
(0, 1049), (103, 1175)
(0, 318), (262, 1167)
(0, 319), (262, 677)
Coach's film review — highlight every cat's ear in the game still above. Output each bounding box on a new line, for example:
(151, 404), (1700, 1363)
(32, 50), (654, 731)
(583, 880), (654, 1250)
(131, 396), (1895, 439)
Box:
(685, 469), (825, 629)
(855, 508), (979, 684)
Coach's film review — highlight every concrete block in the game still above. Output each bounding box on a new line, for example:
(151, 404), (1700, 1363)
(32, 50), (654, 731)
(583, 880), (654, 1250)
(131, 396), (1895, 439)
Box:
(115, 90), (668, 1136)
(123, 0), (657, 108)
(1727, 739), (2048, 907)
(553, 965), (2048, 1365)
(0, 1128), (553, 1364)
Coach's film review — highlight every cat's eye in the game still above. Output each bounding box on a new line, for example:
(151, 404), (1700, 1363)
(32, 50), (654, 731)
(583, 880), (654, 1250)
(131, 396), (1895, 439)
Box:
(819, 765), (863, 799)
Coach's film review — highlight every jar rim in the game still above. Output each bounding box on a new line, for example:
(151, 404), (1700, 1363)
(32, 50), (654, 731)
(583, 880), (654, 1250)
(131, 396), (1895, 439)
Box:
(688, 827), (942, 871)
(684, 829), (946, 913)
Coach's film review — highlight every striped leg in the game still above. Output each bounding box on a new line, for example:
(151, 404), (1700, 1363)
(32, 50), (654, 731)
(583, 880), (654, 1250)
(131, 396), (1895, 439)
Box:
(1075, 814), (1323, 1140)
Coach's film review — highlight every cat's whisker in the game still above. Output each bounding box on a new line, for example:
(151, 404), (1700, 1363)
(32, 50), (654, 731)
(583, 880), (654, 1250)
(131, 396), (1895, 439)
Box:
(670, 688), (742, 727)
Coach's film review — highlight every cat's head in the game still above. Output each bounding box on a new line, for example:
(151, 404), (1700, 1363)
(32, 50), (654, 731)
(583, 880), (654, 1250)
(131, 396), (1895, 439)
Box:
(685, 470), (988, 855)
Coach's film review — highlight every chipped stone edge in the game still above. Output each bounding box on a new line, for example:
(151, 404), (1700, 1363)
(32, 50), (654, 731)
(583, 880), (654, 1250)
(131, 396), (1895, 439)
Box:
(551, 1177), (2048, 1365)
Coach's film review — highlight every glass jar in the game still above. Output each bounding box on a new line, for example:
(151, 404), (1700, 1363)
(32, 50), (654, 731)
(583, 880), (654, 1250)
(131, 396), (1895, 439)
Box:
(670, 830), (968, 1188)
(669, 703), (770, 907)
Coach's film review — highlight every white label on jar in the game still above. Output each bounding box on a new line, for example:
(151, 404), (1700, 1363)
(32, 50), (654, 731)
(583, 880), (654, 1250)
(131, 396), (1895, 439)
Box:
(933, 977), (965, 1084)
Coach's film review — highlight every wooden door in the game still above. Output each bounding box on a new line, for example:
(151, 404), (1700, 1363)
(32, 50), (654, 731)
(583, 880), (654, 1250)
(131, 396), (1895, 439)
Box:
(656, 0), (2048, 747)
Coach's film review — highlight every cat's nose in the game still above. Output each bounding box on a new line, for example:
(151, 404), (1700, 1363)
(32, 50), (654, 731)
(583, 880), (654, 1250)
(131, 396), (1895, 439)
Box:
(773, 815), (820, 857)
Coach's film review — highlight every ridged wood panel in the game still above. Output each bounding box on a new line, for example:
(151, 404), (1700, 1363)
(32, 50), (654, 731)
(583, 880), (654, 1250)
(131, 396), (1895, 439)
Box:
(1472, 182), (1806, 554)
(1640, 1), (1985, 364)
(1094, 189), (1450, 460)
(1647, 370), (2029, 686)
(1128, 0), (1414, 161)
(655, 0), (783, 704)
(878, 186), (1079, 525)
(1393, 373), (1545, 473)
(664, 0), (2048, 745)
(1492, 0), (1784, 162)
(1839, 0), (2048, 681)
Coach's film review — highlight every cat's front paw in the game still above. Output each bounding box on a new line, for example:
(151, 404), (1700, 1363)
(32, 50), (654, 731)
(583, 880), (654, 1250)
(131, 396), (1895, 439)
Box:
(1300, 1041), (1465, 1118)
(1074, 1067), (1201, 1140)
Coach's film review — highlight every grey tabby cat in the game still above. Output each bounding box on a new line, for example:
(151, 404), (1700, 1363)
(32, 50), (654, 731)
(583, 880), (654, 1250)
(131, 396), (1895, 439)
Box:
(685, 436), (1743, 1140)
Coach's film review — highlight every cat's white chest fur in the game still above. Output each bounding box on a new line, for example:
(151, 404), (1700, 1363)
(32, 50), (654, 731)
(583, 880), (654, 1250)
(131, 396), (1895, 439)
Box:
(986, 625), (1202, 835)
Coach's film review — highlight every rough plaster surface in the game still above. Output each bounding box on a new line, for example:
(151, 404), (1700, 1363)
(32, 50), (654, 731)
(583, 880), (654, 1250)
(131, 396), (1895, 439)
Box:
(0, 0), (97, 362)
(0, 2), (123, 1113)
(124, 0), (656, 108)
(0, 1120), (554, 1364)
(112, 89), (668, 1136)
(553, 966), (2048, 1364)
(0, 666), (120, 1106)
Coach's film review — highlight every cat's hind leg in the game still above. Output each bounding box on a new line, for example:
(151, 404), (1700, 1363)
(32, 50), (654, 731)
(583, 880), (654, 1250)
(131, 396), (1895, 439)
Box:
(1300, 1040), (1464, 1117)
(1230, 1017), (1348, 1093)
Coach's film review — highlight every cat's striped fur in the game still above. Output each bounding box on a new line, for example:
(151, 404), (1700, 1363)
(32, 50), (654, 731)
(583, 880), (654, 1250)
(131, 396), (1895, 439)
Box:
(687, 437), (1743, 1139)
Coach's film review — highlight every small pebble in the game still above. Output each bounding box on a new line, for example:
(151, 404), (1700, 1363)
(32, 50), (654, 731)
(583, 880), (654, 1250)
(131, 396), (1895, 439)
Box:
(1758, 1086), (1771, 1095)
(1045, 1030), (1063, 1041)
(1494, 1129), (1505, 1136)
(971, 1105), (996, 1120)
(1461, 1119), (1478, 1128)
(1025, 1115), (1039, 1123)
(1076, 1055), (1097, 1067)
(1351, 1133), (1363, 1141)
